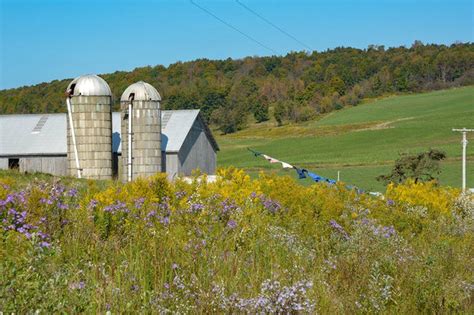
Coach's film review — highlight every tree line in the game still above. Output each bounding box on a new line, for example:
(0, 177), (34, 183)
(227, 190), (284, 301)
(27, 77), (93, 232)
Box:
(0, 41), (472, 134)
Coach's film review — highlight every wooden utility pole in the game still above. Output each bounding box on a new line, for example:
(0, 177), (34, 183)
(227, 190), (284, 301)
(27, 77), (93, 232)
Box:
(452, 128), (474, 191)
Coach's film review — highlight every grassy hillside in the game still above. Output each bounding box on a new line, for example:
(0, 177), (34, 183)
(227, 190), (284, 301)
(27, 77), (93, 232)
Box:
(217, 86), (474, 191)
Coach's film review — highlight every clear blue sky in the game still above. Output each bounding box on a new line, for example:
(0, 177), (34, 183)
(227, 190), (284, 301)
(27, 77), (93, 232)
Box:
(0, 0), (472, 89)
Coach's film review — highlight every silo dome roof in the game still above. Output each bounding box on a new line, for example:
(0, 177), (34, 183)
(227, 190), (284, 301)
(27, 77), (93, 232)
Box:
(67, 74), (112, 96)
(120, 81), (161, 102)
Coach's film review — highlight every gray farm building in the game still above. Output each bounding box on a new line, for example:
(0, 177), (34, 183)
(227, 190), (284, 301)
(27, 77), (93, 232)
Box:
(0, 110), (219, 179)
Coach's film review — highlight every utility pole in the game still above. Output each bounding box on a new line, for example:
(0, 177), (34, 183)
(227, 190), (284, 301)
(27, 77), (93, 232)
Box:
(452, 128), (474, 191)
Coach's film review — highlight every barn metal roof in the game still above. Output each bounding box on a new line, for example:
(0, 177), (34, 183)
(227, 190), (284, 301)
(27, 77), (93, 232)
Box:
(0, 110), (218, 156)
(0, 114), (66, 156)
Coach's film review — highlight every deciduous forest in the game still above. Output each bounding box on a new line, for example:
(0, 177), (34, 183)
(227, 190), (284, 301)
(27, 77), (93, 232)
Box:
(1, 42), (472, 133)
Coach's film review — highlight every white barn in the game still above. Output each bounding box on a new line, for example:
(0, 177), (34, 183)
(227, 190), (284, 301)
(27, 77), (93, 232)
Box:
(0, 110), (219, 179)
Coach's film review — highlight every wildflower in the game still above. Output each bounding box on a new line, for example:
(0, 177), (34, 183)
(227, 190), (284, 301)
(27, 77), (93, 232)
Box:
(329, 219), (350, 240)
(189, 202), (205, 213)
(258, 194), (282, 214)
(5, 194), (15, 204)
(160, 216), (170, 225)
(134, 197), (145, 209)
(227, 219), (237, 229)
(131, 284), (140, 292)
(324, 259), (337, 270)
(38, 231), (49, 240)
(69, 281), (85, 290)
(88, 199), (98, 209)
(220, 199), (240, 215)
(175, 190), (186, 199)
(68, 188), (78, 197)
(58, 202), (69, 210)
(39, 241), (51, 248)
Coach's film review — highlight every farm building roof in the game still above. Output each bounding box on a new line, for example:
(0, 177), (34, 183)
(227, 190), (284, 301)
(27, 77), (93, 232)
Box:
(0, 110), (218, 156)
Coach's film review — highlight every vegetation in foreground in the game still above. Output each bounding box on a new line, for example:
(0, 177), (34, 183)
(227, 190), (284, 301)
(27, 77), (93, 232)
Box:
(1, 169), (473, 313)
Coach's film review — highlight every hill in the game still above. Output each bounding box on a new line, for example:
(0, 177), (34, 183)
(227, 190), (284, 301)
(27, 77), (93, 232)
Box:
(217, 86), (474, 191)
(0, 43), (473, 134)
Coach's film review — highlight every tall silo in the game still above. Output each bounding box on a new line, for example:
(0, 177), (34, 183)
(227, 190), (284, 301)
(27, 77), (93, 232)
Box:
(120, 81), (162, 182)
(65, 74), (113, 180)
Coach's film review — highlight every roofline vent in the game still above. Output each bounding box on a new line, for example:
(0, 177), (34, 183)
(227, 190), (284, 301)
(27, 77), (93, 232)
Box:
(31, 115), (49, 134)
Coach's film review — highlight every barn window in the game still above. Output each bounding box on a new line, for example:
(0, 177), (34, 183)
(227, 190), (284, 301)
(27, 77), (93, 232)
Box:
(8, 158), (19, 169)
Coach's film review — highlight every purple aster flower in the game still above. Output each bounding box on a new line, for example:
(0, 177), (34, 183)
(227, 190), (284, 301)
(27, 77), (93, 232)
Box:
(329, 219), (350, 240)
(69, 281), (85, 290)
(39, 241), (51, 248)
(189, 203), (205, 213)
(259, 195), (282, 214)
(88, 199), (98, 209)
(175, 190), (186, 199)
(134, 197), (145, 209)
(227, 219), (237, 229)
(5, 194), (15, 203)
(68, 188), (78, 197)
(160, 216), (170, 225)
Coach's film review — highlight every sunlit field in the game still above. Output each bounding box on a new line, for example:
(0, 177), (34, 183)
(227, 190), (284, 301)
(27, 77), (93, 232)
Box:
(1, 169), (473, 313)
(218, 87), (474, 191)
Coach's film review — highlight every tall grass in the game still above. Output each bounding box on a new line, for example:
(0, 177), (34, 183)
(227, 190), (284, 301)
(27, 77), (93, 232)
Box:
(1, 169), (473, 313)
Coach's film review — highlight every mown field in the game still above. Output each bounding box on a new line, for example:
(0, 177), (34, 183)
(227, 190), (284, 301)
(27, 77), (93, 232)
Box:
(217, 86), (474, 191)
(0, 169), (473, 313)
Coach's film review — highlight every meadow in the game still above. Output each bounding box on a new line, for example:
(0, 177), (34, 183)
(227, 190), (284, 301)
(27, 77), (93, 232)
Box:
(1, 169), (473, 313)
(217, 86), (474, 191)
(1, 87), (473, 313)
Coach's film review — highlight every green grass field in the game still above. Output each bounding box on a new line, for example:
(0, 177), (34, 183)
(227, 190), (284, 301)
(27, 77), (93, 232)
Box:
(216, 86), (474, 191)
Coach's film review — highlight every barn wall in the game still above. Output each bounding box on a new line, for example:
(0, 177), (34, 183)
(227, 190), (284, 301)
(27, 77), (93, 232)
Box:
(0, 158), (8, 170)
(166, 153), (180, 180)
(19, 156), (67, 176)
(178, 119), (216, 176)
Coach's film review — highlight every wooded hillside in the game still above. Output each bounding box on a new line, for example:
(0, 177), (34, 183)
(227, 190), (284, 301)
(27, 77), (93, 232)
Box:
(1, 42), (472, 133)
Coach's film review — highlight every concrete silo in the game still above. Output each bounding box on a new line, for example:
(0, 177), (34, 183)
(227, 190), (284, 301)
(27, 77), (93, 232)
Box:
(66, 74), (113, 179)
(120, 81), (161, 182)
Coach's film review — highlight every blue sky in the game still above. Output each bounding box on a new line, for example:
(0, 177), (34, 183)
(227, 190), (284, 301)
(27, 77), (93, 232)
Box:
(0, 0), (472, 89)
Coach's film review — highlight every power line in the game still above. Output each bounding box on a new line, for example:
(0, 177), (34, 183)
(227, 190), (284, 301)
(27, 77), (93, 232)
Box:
(189, 0), (278, 54)
(235, 0), (313, 51)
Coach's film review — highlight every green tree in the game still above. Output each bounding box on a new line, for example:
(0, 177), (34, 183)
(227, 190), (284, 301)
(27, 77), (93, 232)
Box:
(211, 102), (247, 135)
(376, 149), (447, 185)
(252, 96), (269, 123)
(273, 101), (287, 126)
